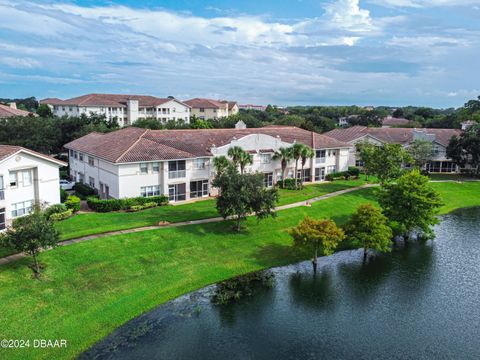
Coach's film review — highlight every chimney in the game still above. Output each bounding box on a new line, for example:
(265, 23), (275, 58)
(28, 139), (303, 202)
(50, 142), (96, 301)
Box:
(235, 120), (247, 129)
(9, 102), (17, 109)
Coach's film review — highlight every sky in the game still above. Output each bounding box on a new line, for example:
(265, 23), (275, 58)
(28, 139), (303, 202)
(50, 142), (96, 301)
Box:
(0, 0), (479, 107)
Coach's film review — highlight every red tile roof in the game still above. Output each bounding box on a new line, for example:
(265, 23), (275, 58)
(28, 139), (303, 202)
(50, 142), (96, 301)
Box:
(0, 145), (66, 165)
(0, 104), (36, 118)
(65, 126), (351, 163)
(184, 98), (230, 109)
(40, 94), (188, 108)
(325, 126), (461, 147)
(382, 117), (411, 127)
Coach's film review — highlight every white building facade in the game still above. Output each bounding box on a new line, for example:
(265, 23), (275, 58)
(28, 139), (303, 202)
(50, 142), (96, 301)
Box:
(40, 94), (191, 127)
(0, 146), (66, 230)
(65, 126), (351, 202)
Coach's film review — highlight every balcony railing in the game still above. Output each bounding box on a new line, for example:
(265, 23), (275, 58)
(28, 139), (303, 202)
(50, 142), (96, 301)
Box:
(168, 170), (186, 179)
(315, 157), (326, 164)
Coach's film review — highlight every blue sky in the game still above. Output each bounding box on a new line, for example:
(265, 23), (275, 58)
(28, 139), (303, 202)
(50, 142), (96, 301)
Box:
(0, 0), (479, 107)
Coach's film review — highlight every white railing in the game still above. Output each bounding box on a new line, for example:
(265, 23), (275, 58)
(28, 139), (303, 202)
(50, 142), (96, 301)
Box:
(315, 157), (326, 164)
(168, 170), (186, 179)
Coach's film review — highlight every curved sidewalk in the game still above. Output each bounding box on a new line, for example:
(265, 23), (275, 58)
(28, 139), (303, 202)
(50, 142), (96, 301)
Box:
(0, 184), (376, 266)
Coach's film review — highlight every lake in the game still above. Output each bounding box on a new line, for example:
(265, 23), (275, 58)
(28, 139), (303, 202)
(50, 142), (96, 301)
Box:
(81, 207), (480, 360)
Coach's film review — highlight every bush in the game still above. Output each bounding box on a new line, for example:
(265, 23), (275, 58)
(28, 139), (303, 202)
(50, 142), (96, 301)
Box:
(87, 195), (168, 213)
(49, 209), (73, 221)
(65, 195), (81, 212)
(348, 166), (360, 178)
(60, 187), (68, 203)
(74, 183), (96, 197)
(45, 204), (67, 219)
(279, 178), (303, 190)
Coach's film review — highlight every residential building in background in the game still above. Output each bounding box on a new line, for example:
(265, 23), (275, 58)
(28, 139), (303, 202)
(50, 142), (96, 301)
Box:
(0, 145), (66, 230)
(184, 98), (239, 120)
(0, 103), (36, 118)
(239, 104), (267, 111)
(382, 116), (411, 128)
(325, 126), (462, 173)
(40, 94), (191, 127)
(65, 124), (351, 202)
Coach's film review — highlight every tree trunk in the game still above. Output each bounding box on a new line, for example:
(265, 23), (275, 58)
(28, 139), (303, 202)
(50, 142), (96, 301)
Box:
(236, 215), (242, 232)
(301, 163), (305, 185)
(294, 160), (299, 189)
(282, 163), (286, 188)
(312, 245), (318, 273)
(32, 252), (40, 274)
(363, 248), (368, 263)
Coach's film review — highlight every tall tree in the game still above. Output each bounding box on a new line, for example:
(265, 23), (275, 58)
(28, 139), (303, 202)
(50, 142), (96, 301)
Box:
(378, 169), (443, 240)
(300, 146), (314, 183)
(291, 143), (306, 189)
(0, 209), (60, 276)
(237, 151), (253, 175)
(213, 155), (231, 176)
(36, 104), (53, 117)
(227, 146), (245, 166)
(289, 217), (345, 273)
(447, 124), (480, 175)
(273, 147), (292, 188)
(212, 165), (278, 231)
(407, 139), (434, 169)
(344, 204), (393, 262)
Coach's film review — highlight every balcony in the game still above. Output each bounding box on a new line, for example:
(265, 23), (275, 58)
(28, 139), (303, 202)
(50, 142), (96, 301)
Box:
(315, 157), (326, 164)
(168, 170), (186, 179)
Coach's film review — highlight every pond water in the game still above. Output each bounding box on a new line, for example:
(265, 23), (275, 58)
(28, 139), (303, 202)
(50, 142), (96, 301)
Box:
(81, 208), (480, 360)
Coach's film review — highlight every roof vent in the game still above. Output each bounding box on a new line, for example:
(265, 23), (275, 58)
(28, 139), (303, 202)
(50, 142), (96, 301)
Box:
(8, 102), (17, 109)
(235, 120), (246, 129)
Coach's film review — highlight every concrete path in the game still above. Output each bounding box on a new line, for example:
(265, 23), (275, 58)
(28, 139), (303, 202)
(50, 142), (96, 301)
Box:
(0, 184), (376, 266)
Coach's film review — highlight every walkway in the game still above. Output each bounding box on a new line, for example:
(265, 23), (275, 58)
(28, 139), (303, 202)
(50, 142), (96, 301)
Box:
(0, 184), (376, 266)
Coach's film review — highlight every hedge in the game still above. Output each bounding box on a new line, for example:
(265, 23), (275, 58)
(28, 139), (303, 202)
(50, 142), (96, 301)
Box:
(65, 195), (81, 212)
(326, 167), (360, 181)
(74, 183), (96, 197)
(45, 204), (67, 219)
(87, 195), (168, 213)
(50, 209), (73, 221)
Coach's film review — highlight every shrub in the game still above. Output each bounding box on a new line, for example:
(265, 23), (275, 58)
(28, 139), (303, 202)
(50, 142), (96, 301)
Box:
(60, 187), (68, 203)
(348, 166), (360, 178)
(279, 178), (303, 190)
(74, 183), (96, 197)
(45, 204), (67, 219)
(87, 195), (168, 212)
(49, 209), (73, 221)
(65, 195), (81, 212)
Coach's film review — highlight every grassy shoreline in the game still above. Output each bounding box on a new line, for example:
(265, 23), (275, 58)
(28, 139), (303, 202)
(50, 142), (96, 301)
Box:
(0, 182), (479, 360)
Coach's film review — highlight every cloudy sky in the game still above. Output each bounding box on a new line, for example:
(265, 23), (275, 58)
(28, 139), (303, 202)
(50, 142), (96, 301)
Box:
(0, 0), (479, 107)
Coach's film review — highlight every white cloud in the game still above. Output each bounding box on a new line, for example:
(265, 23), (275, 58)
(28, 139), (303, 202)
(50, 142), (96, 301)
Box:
(371, 0), (480, 8)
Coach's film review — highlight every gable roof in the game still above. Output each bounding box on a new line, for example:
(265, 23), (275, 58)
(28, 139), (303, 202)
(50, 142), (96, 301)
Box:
(0, 104), (36, 118)
(184, 98), (229, 109)
(40, 94), (189, 108)
(382, 116), (411, 127)
(0, 145), (66, 166)
(325, 126), (461, 147)
(65, 126), (351, 164)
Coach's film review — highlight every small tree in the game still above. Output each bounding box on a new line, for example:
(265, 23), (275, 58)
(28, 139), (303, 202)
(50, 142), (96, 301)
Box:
(447, 124), (480, 175)
(212, 165), (278, 231)
(356, 141), (376, 180)
(273, 147), (292, 188)
(289, 217), (345, 273)
(0, 209), (60, 276)
(408, 139), (434, 169)
(213, 155), (231, 176)
(300, 146), (314, 183)
(344, 204), (393, 262)
(379, 169), (443, 240)
(36, 103), (53, 117)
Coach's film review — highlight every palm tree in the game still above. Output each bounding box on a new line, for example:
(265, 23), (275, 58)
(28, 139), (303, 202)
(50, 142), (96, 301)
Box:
(291, 143), (306, 189)
(300, 146), (315, 184)
(238, 151), (253, 174)
(273, 147), (292, 188)
(227, 146), (244, 167)
(213, 156), (230, 175)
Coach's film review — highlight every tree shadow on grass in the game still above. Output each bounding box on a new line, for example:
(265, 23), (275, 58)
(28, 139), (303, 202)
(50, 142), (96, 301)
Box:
(252, 242), (307, 268)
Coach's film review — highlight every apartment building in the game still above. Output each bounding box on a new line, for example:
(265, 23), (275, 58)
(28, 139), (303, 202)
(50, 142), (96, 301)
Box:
(65, 125), (351, 202)
(40, 94), (191, 127)
(184, 98), (239, 120)
(325, 126), (462, 173)
(0, 103), (36, 118)
(0, 145), (66, 230)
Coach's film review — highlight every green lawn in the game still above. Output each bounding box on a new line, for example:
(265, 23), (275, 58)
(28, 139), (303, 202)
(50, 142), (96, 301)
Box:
(429, 173), (477, 181)
(0, 182), (479, 360)
(54, 177), (372, 241)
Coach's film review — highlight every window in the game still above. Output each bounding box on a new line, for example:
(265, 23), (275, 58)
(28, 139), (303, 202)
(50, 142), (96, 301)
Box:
(193, 158), (206, 170)
(300, 168), (311, 182)
(22, 170), (32, 186)
(315, 150), (326, 163)
(168, 183), (186, 201)
(0, 176), (4, 200)
(9, 172), (17, 187)
(327, 165), (336, 174)
(140, 185), (160, 197)
(315, 168), (325, 181)
(89, 176), (95, 188)
(140, 163), (148, 174)
(260, 154), (271, 164)
(152, 162), (160, 173)
(79, 153), (84, 162)
(74, 151), (78, 160)
(355, 160), (365, 167)
(168, 160), (186, 179)
(11, 200), (34, 218)
(190, 180), (209, 198)
(199, 108), (205, 112)
(69, 149), (74, 157)
(0, 208), (5, 230)
(264, 172), (273, 187)
(88, 156), (94, 166)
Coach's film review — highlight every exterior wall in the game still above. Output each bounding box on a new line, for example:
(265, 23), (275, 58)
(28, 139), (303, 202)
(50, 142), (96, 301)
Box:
(191, 107), (229, 120)
(0, 152), (61, 227)
(51, 99), (190, 128)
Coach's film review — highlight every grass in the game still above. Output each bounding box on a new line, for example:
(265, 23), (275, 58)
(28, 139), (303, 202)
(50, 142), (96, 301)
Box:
(429, 173), (477, 181)
(0, 181), (479, 360)
(54, 176), (372, 241)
